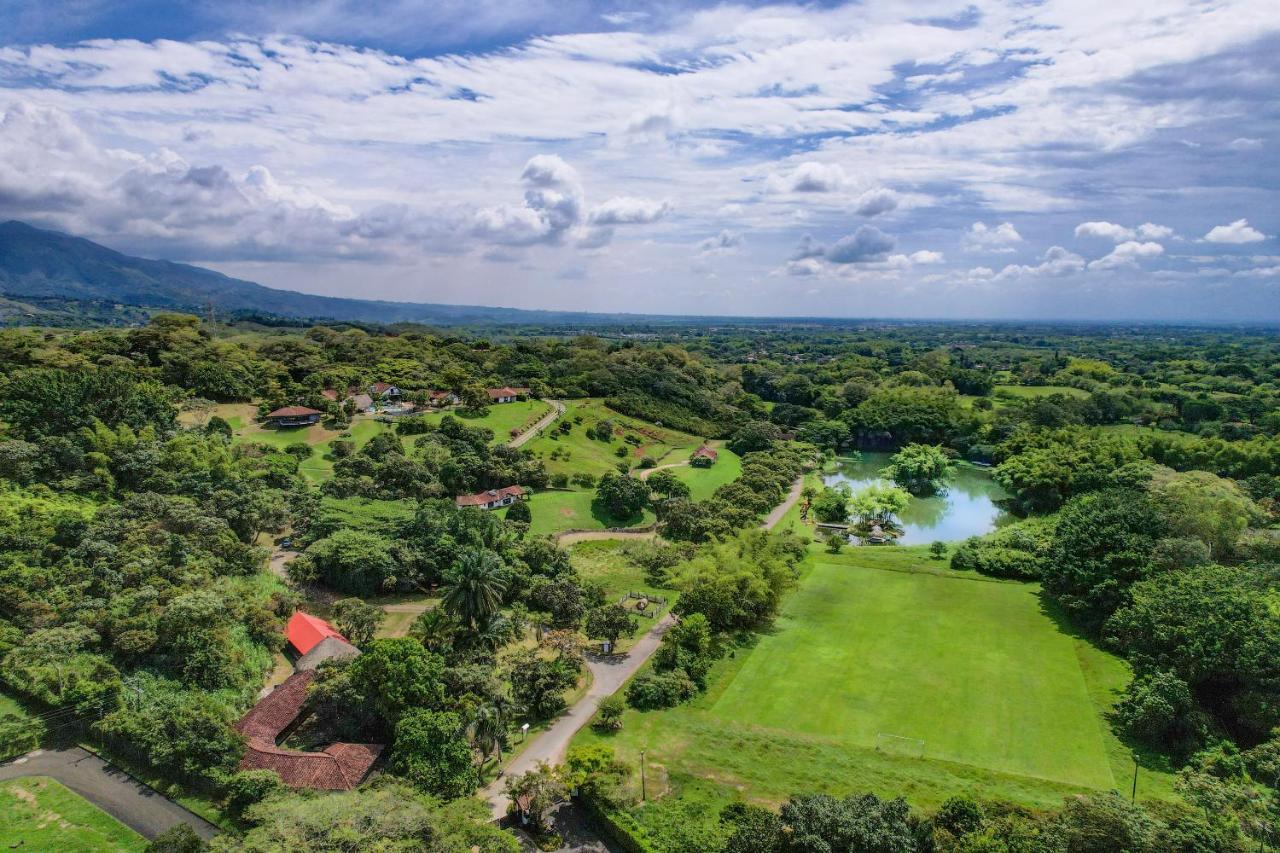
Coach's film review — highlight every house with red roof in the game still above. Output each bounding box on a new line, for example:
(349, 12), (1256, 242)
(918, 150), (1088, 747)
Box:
(286, 611), (346, 657)
(369, 382), (402, 401)
(236, 670), (383, 790)
(266, 405), (322, 427)
(456, 485), (526, 510)
(690, 445), (719, 467)
(486, 386), (520, 403)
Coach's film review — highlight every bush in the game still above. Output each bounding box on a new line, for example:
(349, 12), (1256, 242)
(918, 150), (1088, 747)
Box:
(638, 456), (656, 469)
(284, 442), (313, 460)
(224, 769), (285, 820)
(506, 499), (532, 523)
(626, 671), (696, 710)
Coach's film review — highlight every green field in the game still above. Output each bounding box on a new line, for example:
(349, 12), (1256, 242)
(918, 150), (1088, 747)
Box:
(526, 399), (706, 481)
(575, 546), (1174, 840)
(0, 777), (146, 852)
(419, 400), (552, 443)
(993, 384), (1089, 400)
(315, 496), (418, 530)
(666, 448), (741, 501)
(569, 540), (678, 650)
(523, 490), (655, 537)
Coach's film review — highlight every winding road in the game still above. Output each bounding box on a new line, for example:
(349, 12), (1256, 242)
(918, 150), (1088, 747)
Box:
(508, 400), (565, 448)
(761, 476), (805, 530)
(0, 747), (219, 841)
(481, 613), (675, 820)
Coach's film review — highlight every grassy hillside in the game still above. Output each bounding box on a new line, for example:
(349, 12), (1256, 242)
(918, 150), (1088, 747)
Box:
(526, 399), (707, 481)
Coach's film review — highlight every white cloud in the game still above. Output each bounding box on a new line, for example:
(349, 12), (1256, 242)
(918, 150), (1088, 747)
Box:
(996, 246), (1086, 279)
(1227, 137), (1263, 150)
(1088, 241), (1165, 270)
(587, 196), (671, 225)
(966, 221), (1022, 250)
(697, 229), (742, 255)
(853, 187), (899, 217)
(1203, 219), (1266, 244)
(768, 161), (847, 194)
(1137, 222), (1175, 240)
(909, 250), (944, 264)
(1075, 221), (1135, 241)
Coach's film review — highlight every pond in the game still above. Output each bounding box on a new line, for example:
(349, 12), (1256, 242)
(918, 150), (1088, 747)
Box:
(821, 452), (1013, 544)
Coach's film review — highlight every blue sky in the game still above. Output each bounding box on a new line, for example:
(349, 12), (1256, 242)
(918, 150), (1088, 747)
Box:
(1, 0), (1277, 321)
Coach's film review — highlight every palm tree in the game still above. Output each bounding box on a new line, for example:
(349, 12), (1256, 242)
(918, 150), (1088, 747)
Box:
(441, 548), (508, 632)
(472, 703), (507, 764)
(409, 607), (457, 653)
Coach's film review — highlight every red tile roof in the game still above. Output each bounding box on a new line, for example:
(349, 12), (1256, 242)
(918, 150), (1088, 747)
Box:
(487, 386), (520, 399)
(287, 611), (346, 656)
(370, 382), (397, 395)
(455, 485), (526, 507)
(693, 445), (719, 460)
(267, 405), (322, 418)
(236, 671), (383, 790)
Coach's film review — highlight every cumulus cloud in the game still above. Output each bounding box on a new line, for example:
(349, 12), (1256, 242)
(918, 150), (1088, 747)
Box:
(1137, 222), (1175, 240)
(966, 221), (1022, 250)
(995, 246), (1086, 279)
(909, 250), (944, 264)
(587, 196), (670, 225)
(1075, 221), (1135, 241)
(1088, 241), (1164, 270)
(1203, 219), (1266, 244)
(790, 234), (825, 261)
(769, 161), (846, 193)
(698, 229), (742, 255)
(853, 188), (899, 217)
(825, 226), (895, 264)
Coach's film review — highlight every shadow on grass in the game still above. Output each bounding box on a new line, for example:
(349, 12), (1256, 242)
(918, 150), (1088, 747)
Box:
(589, 498), (648, 529)
(1037, 594), (1178, 777)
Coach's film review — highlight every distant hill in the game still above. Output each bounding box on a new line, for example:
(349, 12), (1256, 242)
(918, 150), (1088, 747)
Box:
(0, 220), (656, 326)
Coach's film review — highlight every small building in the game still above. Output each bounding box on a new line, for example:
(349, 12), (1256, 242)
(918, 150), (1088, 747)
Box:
(370, 382), (402, 401)
(456, 485), (527, 510)
(349, 393), (374, 413)
(266, 405), (322, 427)
(428, 390), (459, 407)
(286, 611), (347, 658)
(690, 445), (718, 467)
(487, 386), (521, 404)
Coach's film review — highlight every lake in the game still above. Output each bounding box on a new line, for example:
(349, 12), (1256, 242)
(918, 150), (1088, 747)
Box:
(822, 452), (1013, 544)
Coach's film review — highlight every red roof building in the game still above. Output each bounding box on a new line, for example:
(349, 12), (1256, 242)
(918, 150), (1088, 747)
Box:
(455, 485), (526, 509)
(266, 405), (322, 427)
(486, 386), (520, 402)
(286, 612), (347, 657)
(693, 445), (719, 462)
(236, 671), (383, 790)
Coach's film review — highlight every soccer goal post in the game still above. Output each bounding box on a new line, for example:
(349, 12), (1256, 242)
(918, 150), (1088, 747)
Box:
(875, 733), (925, 758)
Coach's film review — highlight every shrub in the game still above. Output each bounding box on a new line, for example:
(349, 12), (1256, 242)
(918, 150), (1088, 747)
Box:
(626, 671), (696, 710)
(638, 456), (656, 469)
(224, 769), (285, 820)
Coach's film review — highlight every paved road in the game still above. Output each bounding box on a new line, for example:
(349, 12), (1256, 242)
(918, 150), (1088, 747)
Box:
(761, 476), (805, 530)
(0, 747), (219, 841)
(508, 400), (565, 448)
(482, 613), (675, 819)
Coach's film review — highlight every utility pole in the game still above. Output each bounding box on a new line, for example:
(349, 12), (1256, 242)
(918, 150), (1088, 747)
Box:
(1131, 755), (1139, 803)
(640, 749), (647, 802)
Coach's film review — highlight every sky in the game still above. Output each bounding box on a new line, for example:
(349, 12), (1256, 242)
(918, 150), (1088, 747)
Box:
(0, 1), (1277, 322)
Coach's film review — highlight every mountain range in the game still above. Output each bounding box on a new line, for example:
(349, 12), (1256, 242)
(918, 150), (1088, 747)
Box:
(0, 220), (659, 327)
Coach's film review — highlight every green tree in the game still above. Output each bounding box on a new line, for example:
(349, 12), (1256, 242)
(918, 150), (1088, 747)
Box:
(347, 638), (446, 726)
(811, 484), (851, 523)
(883, 443), (953, 496)
(146, 824), (206, 853)
(720, 803), (782, 853)
(849, 483), (910, 524)
(505, 498), (532, 523)
(503, 762), (566, 830)
(392, 709), (476, 799)
(331, 597), (385, 646)
(594, 472), (650, 519)
(1149, 468), (1259, 560)
(584, 604), (638, 648)
(298, 529), (395, 596)
(727, 420), (782, 456)
(441, 548), (508, 632)
(596, 694), (625, 730)
(647, 469), (691, 500)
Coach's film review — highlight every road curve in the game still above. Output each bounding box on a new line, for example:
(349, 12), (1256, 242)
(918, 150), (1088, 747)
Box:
(637, 459), (688, 480)
(508, 400), (565, 448)
(761, 476), (805, 531)
(482, 613), (675, 820)
(0, 747), (219, 841)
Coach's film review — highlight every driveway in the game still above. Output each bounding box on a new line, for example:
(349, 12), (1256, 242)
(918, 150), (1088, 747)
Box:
(761, 476), (804, 530)
(508, 400), (565, 448)
(482, 613), (675, 819)
(0, 747), (219, 841)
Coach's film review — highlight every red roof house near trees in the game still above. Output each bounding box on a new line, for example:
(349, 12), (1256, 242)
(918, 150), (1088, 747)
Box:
(235, 670), (383, 790)
(286, 611), (346, 656)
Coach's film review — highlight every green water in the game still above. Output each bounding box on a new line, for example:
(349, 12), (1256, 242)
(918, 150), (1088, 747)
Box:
(822, 452), (1012, 544)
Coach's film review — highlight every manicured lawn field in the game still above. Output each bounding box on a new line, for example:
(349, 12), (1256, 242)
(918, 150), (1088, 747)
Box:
(575, 547), (1175, 846)
(523, 490), (654, 537)
(420, 400), (552, 444)
(667, 448), (741, 501)
(0, 777), (146, 852)
(993, 384), (1089, 399)
(526, 399), (706, 481)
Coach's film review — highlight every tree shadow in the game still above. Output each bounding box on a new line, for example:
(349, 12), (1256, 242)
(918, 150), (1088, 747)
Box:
(588, 498), (647, 529)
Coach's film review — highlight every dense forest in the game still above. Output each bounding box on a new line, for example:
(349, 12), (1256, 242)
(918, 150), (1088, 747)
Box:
(0, 314), (1277, 851)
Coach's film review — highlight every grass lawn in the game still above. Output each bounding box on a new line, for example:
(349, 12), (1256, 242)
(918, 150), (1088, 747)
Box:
(0, 777), (146, 852)
(523, 490), (655, 537)
(993, 384), (1089, 400)
(574, 547), (1175, 847)
(229, 412), (394, 483)
(526, 399), (706, 481)
(419, 400), (552, 444)
(315, 496), (418, 531)
(569, 540), (678, 651)
(667, 448), (741, 501)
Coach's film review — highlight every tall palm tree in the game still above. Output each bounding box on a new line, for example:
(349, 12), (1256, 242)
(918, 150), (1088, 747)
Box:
(472, 704), (507, 764)
(441, 548), (507, 632)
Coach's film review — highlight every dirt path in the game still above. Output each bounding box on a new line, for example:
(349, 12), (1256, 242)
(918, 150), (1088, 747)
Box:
(268, 546), (298, 580)
(508, 400), (565, 448)
(553, 529), (658, 547)
(481, 613), (675, 819)
(761, 476), (805, 530)
(0, 747), (219, 841)
(637, 459), (688, 480)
